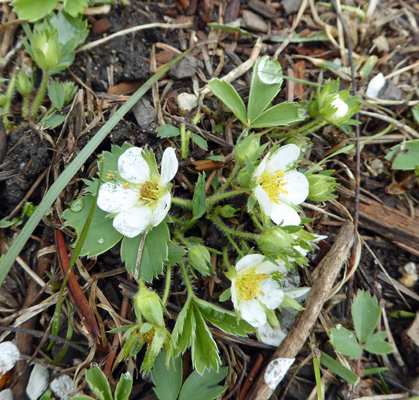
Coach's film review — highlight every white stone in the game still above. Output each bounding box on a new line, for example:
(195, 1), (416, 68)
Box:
(50, 375), (76, 400)
(264, 358), (295, 390)
(26, 364), (49, 400)
(177, 93), (198, 116)
(0, 389), (13, 400)
(366, 73), (386, 98)
(0, 342), (20, 375)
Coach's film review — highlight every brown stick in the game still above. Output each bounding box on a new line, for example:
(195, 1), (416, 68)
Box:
(246, 220), (354, 400)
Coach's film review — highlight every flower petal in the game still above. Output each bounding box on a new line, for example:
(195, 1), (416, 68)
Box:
(254, 184), (273, 216)
(257, 279), (284, 309)
(113, 205), (153, 238)
(258, 323), (287, 346)
(284, 287), (311, 302)
(159, 147), (178, 187)
(235, 254), (266, 274)
(270, 202), (301, 226)
(279, 171), (309, 205)
(97, 181), (138, 213)
(266, 144), (300, 173)
(231, 279), (238, 307)
(253, 154), (268, 179)
(118, 147), (150, 184)
(256, 259), (287, 275)
(239, 299), (267, 327)
(151, 191), (171, 227)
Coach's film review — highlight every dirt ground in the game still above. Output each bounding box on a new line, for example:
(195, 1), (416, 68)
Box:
(0, 0), (419, 399)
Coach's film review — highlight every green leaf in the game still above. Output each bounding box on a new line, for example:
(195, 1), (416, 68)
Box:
(329, 325), (363, 359)
(193, 173), (207, 219)
(280, 295), (303, 311)
(208, 23), (260, 39)
(247, 56), (283, 122)
(63, 0), (88, 17)
(363, 332), (393, 355)
(207, 79), (247, 125)
(385, 140), (419, 171)
(179, 367), (228, 400)
(189, 245), (212, 276)
(121, 222), (170, 281)
(114, 372), (133, 400)
(63, 195), (123, 257)
(191, 303), (221, 373)
(166, 242), (185, 266)
(39, 113), (66, 129)
(214, 204), (239, 218)
(413, 105), (419, 126)
(156, 124), (181, 138)
(191, 134), (208, 150)
(152, 351), (183, 400)
(85, 365), (113, 400)
(11, 0), (57, 21)
(219, 288), (231, 302)
(319, 351), (360, 385)
(48, 80), (66, 110)
(171, 298), (195, 354)
(250, 102), (305, 128)
(352, 290), (381, 344)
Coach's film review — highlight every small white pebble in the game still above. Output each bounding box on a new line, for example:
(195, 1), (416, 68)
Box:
(50, 375), (76, 400)
(176, 93), (198, 116)
(0, 342), (20, 375)
(26, 364), (49, 400)
(404, 262), (417, 275)
(366, 73), (386, 98)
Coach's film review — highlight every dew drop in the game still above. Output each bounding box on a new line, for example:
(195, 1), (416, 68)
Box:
(97, 238), (105, 244)
(211, 310), (225, 321)
(71, 198), (84, 212)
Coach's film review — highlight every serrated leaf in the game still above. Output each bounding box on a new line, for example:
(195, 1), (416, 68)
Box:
(179, 367), (228, 400)
(207, 79), (247, 125)
(121, 222), (170, 281)
(11, 0), (57, 21)
(352, 290), (381, 344)
(191, 303), (221, 373)
(165, 242), (185, 266)
(85, 365), (112, 400)
(191, 134), (208, 150)
(114, 372), (133, 400)
(193, 173), (207, 219)
(63, 195), (123, 257)
(39, 113), (66, 129)
(363, 332), (393, 355)
(48, 80), (65, 110)
(152, 351), (182, 400)
(171, 298), (195, 354)
(329, 325), (363, 359)
(250, 102), (306, 128)
(63, 0), (88, 17)
(156, 124), (180, 138)
(189, 245), (212, 277)
(385, 140), (419, 171)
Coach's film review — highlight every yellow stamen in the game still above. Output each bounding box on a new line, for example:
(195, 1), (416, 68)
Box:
(139, 181), (159, 202)
(143, 326), (155, 344)
(106, 173), (115, 179)
(258, 169), (288, 203)
(236, 273), (268, 301)
(122, 182), (130, 189)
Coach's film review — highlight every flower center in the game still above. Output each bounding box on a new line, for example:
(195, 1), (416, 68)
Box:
(139, 181), (159, 202)
(236, 273), (268, 301)
(258, 170), (288, 203)
(142, 326), (155, 345)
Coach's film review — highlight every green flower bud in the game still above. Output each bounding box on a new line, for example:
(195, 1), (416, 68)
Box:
(134, 280), (164, 327)
(257, 226), (295, 257)
(30, 21), (60, 71)
(214, 204), (239, 218)
(306, 171), (337, 202)
(16, 70), (33, 97)
(234, 134), (267, 165)
(189, 245), (212, 276)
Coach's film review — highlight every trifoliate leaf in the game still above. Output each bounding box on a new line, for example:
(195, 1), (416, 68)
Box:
(352, 290), (381, 344)
(193, 173), (207, 219)
(152, 351), (182, 400)
(156, 124), (180, 138)
(363, 332), (393, 355)
(329, 325), (363, 359)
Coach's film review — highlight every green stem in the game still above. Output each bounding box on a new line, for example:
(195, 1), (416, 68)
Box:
(174, 230), (190, 248)
(250, 213), (264, 231)
(180, 124), (191, 158)
(30, 69), (50, 117)
(225, 229), (243, 256)
(171, 196), (193, 208)
(282, 75), (320, 88)
(180, 261), (195, 297)
(206, 188), (249, 205)
(216, 163), (240, 195)
(42, 105), (56, 119)
(270, 118), (324, 139)
(162, 264), (172, 305)
(3, 73), (16, 130)
(22, 95), (30, 118)
(211, 214), (255, 240)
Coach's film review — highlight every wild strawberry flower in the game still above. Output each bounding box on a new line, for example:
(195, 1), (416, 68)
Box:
(97, 147), (178, 238)
(231, 254), (288, 327)
(252, 144), (309, 226)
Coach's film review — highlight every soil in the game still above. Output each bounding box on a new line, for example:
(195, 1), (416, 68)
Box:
(0, 1), (419, 399)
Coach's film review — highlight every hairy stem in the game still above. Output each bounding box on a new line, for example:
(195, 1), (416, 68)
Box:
(30, 69), (50, 117)
(162, 264), (172, 305)
(216, 163), (240, 195)
(211, 214), (255, 239)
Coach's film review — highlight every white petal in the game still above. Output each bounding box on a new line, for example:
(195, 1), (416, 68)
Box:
(239, 299), (267, 327)
(256, 279), (284, 309)
(366, 73), (385, 98)
(254, 184), (273, 216)
(279, 171), (309, 205)
(159, 147), (178, 187)
(294, 245), (308, 257)
(266, 144), (300, 173)
(284, 287), (311, 301)
(231, 279), (238, 307)
(331, 96), (348, 119)
(97, 182), (138, 213)
(118, 147), (150, 184)
(0, 342), (20, 374)
(258, 323), (287, 346)
(270, 202), (301, 226)
(254, 154), (268, 179)
(256, 260), (288, 275)
(235, 254), (265, 274)
(26, 364), (49, 400)
(151, 191), (171, 227)
(113, 205), (153, 238)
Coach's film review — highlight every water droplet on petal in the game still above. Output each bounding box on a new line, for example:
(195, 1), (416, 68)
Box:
(97, 238), (105, 244)
(71, 198), (84, 212)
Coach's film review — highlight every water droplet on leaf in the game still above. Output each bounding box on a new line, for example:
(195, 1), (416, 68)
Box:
(71, 198), (84, 212)
(211, 310), (225, 321)
(97, 238), (105, 244)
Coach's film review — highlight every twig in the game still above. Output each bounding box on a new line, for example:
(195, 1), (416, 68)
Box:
(246, 221), (354, 400)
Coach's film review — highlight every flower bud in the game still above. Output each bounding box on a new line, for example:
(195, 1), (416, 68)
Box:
(30, 21), (60, 71)
(214, 204), (239, 218)
(189, 245), (212, 276)
(234, 134), (267, 165)
(306, 171), (337, 202)
(16, 70), (33, 97)
(257, 226), (295, 257)
(134, 281), (164, 327)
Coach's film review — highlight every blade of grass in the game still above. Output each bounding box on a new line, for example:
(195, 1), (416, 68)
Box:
(0, 50), (190, 286)
(313, 356), (323, 400)
(319, 351), (360, 385)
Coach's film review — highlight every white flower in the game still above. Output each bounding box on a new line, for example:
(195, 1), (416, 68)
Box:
(252, 144), (309, 226)
(97, 147), (178, 238)
(293, 234), (327, 258)
(257, 323), (287, 346)
(231, 254), (287, 328)
(330, 95), (349, 120)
